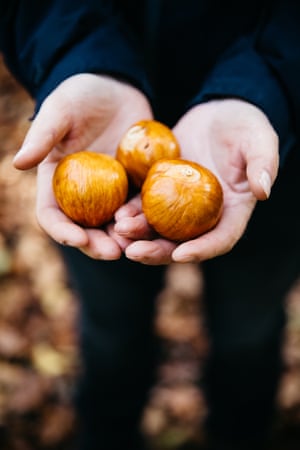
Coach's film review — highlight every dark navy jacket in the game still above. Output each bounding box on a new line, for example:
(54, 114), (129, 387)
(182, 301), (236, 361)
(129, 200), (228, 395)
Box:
(0, 0), (300, 163)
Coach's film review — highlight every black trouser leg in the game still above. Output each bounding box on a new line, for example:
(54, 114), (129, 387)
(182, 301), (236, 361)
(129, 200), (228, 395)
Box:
(60, 250), (165, 450)
(201, 152), (300, 447)
(202, 253), (287, 446)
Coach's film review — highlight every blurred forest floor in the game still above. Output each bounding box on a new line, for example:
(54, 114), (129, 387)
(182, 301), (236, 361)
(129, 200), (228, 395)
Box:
(2, 55), (300, 450)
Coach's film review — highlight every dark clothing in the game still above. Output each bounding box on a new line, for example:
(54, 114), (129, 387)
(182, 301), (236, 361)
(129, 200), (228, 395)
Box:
(1, 1), (300, 450)
(0, 1), (300, 162)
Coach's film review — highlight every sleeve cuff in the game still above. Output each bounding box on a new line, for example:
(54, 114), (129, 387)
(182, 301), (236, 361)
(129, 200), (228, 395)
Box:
(32, 28), (152, 112)
(188, 37), (295, 164)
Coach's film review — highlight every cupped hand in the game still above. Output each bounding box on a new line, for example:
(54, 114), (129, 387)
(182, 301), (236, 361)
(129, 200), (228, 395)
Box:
(13, 74), (153, 258)
(114, 99), (279, 264)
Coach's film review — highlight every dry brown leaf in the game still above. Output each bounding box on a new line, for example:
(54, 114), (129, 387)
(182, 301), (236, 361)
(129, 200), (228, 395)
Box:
(0, 323), (29, 358)
(38, 405), (76, 446)
(31, 342), (76, 377)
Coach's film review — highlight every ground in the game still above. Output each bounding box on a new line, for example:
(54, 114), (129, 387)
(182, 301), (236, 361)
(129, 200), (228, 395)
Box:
(1, 56), (300, 450)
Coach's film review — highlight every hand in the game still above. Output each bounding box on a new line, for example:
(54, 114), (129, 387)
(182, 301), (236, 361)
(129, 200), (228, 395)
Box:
(13, 74), (153, 259)
(113, 99), (279, 264)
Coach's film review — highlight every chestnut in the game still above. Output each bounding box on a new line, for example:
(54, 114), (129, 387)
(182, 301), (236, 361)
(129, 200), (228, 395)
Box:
(52, 151), (128, 227)
(116, 119), (180, 188)
(141, 159), (223, 241)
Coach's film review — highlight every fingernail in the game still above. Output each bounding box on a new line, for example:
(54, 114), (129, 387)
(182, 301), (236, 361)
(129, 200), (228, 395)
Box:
(259, 170), (271, 198)
(13, 144), (29, 162)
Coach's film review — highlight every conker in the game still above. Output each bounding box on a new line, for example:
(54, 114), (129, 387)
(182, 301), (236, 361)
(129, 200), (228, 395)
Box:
(116, 119), (180, 188)
(52, 151), (128, 227)
(141, 159), (223, 241)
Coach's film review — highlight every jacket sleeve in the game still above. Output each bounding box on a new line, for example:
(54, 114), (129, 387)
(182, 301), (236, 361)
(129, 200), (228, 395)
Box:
(188, 0), (300, 164)
(0, 0), (151, 111)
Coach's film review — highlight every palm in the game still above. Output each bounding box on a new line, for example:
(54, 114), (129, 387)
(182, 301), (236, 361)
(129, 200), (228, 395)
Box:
(173, 100), (260, 252)
(117, 99), (279, 264)
(15, 74), (153, 259)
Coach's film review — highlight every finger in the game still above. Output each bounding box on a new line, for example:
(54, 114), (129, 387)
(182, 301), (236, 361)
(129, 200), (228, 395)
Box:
(79, 228), (122, 260)
(246, 125), (279, 200)
(114, 195), (142, 220)
(172, 228), (234, 263)
(106, 222), (133, 251)
(125, 239), (176, 265)
(37, 204), (89, 247)
(172, 198), (255, 263)
(114, 214), (155, 240)
(36, 162), (88, 247)
(13, 96), (70, 170)
(38, 202), (122, 259)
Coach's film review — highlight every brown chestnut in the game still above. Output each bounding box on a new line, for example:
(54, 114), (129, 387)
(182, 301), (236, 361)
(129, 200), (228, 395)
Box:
(141, 159), (223, 241)
(52, 151), (128, 227)
(116, 119), (180, 188)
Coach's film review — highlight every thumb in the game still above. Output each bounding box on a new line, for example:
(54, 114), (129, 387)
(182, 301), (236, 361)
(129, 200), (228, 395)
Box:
(13, 96), (70, 170)
(246, 127), (279, 201)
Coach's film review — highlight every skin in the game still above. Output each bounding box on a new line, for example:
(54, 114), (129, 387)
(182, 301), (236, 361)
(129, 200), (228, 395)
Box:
(14, 74), (279, 264)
